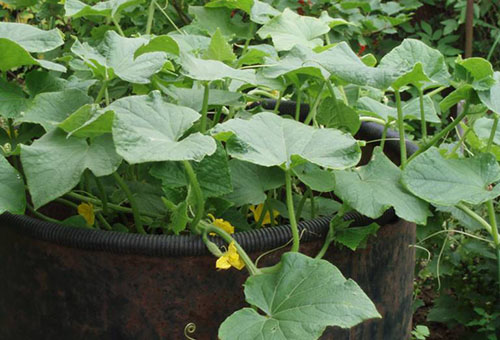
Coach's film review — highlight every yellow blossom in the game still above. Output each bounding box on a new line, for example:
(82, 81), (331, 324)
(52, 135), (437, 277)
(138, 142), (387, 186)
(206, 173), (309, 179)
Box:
(208, 213), (234, 235)
(77, 202), (95, 226)
(215, 242), (245, 270)
(249, 204), (280, 226)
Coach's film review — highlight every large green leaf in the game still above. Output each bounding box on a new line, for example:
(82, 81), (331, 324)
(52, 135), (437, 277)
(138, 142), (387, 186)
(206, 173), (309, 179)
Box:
(65, 0), (144, 18)
(109, 91), (216, 164)
(378, 39), (450, 90)
(213, 112), (361, 170)
(218, 253), (380, 340)
(71, 31), (167, 84)
(473, 117), (500, 145)
(257, 8), (330, 51)
(292, 162), (335, 192)
(21, 131), (121, 209)
(224, 159), (284, 205)
(1, 0), (37, 8)
(357, 95), (440, 123)
(134, 35), (180, 58)
(16, 89), (92, 131)
(0, 155), (26, 214)
(0, 23), (65, 72)
(162, 85), (243, 112)
(455, 57), (495, 91)
(188, 6), (252, 39)
(205, 0), (253, 13)
(334, 147), (430, 224)
(179, 52), (256, 83)
(0, 79), (28, 119)
(402, 148), (500, 206)
(203, 28), (236, 63)
(58, 104), (114, 138)
(478, 71), (500, 114)
(317, 97), (361, 134)
(150, 143), (232, 198)
(250, 0), (280, 24)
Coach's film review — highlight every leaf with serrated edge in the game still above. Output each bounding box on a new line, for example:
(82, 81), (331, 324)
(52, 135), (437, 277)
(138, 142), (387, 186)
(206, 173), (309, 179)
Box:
(219, 253), (380, 340)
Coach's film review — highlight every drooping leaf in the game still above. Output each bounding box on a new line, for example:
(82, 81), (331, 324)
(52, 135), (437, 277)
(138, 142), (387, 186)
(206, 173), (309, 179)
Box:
(188, 6), (252, 39)
(170, 200), (189, 234)
(334, 147), (430, 224)
(134, 35), (180, 58)
(378, 39), (450, 89)
(21, 131), (122, 208)
(16, 89), (92, 131)
(292, 162), (335, 192)
(0, 155), (26, 214)
(205, 0), (253, 14)
(250, 0), (280, 24)
(71, 31), (167, 84)
(25, 71), (96, 96)
(203, 28), (236, 63)
(335, 223), (380, 251)
(65, 0), (144, 19)
(179, 52), (256, 83)
(473, 117), (500, 145)
(109, 91), (216, 164)
(478, 71), (500, 114)
(0, 79), (28, 119)
(219, 253), (380, 340)
(317, 97), (361, 134)
(439, 84), (478, 112)
(257, 8), (330, 51)
(402, 148), (500, 206)
(162, 85), (243, 112)
(150, 142), (232, 198)
(0, 23), (65, 72)
(58, 104), (114, 138)
(224, 159), (284, 206)
(455, 56), (495, 91)
(213, 112), (361, 170)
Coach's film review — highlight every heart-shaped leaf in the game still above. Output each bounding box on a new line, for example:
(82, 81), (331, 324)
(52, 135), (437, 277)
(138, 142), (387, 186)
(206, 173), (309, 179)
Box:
(71, 31), (167, 84)
(203, 28), (236, 63)
(16, 89), (92, 131)
(0, 79), (28, 119)
(213, 112), (361, 170)
(134, 35), (180, 58)
(379, 39), (450, 90)
(257, 8), (330, 51)
(189, 6), (252, 39)
(224, 159), (284, 206)
(218, 253), (380, 340)
(334, 147), (430, 224)
(58, 104), (114, 138)
(109, 91), (216, 164)
(402, 148), (500, 206)
(0, 23), (65, 72)
(0, 155), (26, 214)
(65, 0), (144, 19)
(21, 131), (122, 209)
(317, 97), (361, 134)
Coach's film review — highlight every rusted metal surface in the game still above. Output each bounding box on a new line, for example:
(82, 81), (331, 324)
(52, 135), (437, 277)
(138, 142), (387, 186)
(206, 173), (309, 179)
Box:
(0, 218), (415, 340)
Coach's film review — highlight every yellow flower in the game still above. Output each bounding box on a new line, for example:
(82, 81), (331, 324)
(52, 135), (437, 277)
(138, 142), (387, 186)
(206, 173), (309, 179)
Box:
(249, 204), (280, 226)
(215, 242), (245, 270)
(77, 202), (95, 226)
(208, 213), (234, 235)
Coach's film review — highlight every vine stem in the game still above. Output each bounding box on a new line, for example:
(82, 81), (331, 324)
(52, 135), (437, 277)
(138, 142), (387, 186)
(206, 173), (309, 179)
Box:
(295, 88), (302, 121)
(93, 176), (109, 215)
(380, 123), (389, 150)
(486, 200), (500, 292)
(200, 221), (260, 276)
(199, 83), (210, 133)
(285, 169), (300, 252)
(486, 115), (499, 153)
(182, 160), (204, 233)
(304, 81), (326, 125)
(111, 16), (125, 36)
(27, 205), (61, 224)
(241, 22), (256, 56)
(145, 0), (156, 35)
(418, 87), (427, 139)
(408, 101), (470, 163)
(394, 89), (407, 168)
(94, 80), (108, 104)
(456, 202), (494, 235)
(359, 116), (386, 125)
(112, 172), (146, 234)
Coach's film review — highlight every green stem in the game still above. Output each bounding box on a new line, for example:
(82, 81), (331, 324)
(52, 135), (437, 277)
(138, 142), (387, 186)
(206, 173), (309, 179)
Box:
(111, 16), (125, 36)
(359, 116), (386, 125)
(304, 82), (325, 125)
(155, 1), (183, 34)
(273, 91), (282, 113)
(201, 222), (260, 276)
(450, 126), (472, 155)
(408, 101), (470, 163)
(315, 228), (334, 259)
(295, 88), (302, 121)
(27, 205), (61, 224)
(338, 85), (349, 105)
(394, 89), (407, 168)
(456, 202), (493, 235)
(93, 176), (109, 215)
(96, 212), (112, 230)
(199, 83), (210, 133)
(241, 22), (256, 56)
(296, 190), (308, 221)
(212, 107), (222, 128)
(486, 115), (499, 153)
(418, 87), (427, 139)
(486, 200), (500, 292)
(112, 172), (146, 234)
(95, 81), (108, 104)
(427, 86), (447, 98)
(146, 0), (156, 35)
(310, 191), (316, 219)
(487, 30), (500, 61)
(55, 198), (78, 209)
(183, 160), (204, 233)
(285, 170), (300, 252)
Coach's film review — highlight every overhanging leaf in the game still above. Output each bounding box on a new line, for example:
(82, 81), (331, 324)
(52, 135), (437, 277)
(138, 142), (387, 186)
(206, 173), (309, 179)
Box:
(219, 253), (380, 340)
(0, 79), (28, 119)
(402, 148), (500, 206)
(213, 112), (361, 170)
(65, 0), (144, 19)
(257, 8), (330, 51)
(335, 223), (379, 251)
(0, 155), (26, 214)
(58, 104), (114, 138)
(109, 91), (216, 163)
(334, 147), (430, 224)
(21, 131), (122, 209)
(317, 97), (361, 134)
(478, 71), (500, 114)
